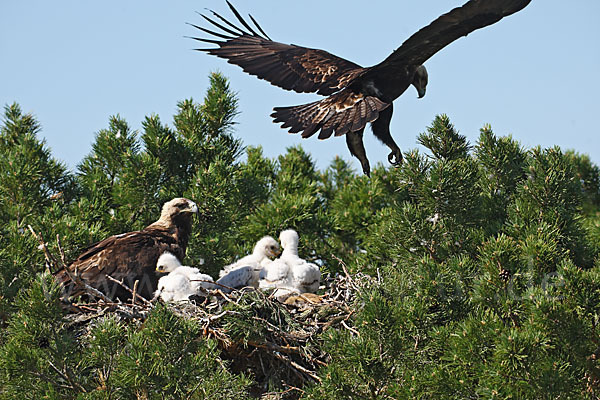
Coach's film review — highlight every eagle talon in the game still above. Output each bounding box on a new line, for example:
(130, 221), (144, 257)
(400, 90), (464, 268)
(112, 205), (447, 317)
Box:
(388, 150), (403, 166)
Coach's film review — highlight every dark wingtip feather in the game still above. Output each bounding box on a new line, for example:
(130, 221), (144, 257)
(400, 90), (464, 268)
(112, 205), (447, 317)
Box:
(301, 123), (320, 139)
(188, 23), (234, 40)
(226, 1), (260, 37)
(317, 126), (334, 140)
(199, 13), (242, 37)
(249, 13), (271, 40)
(208, 9), (248, 36)
(186, 36), (223, 45)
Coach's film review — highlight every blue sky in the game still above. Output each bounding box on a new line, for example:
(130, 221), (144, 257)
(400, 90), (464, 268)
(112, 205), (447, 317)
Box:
(1, 1), (599, 173)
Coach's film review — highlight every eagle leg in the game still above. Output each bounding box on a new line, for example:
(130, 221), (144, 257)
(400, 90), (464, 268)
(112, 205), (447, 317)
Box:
(371, 103), (403, 166)
(345, 128), (371, 177)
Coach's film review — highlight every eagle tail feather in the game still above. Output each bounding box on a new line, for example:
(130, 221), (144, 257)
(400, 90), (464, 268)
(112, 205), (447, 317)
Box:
(271, 91), (390, 140)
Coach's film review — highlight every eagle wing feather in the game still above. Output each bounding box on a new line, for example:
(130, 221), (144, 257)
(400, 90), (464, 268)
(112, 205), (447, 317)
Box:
(370, 0), (532, 72)
(57, 228), (184, 299)
(190, 3), (365, 96)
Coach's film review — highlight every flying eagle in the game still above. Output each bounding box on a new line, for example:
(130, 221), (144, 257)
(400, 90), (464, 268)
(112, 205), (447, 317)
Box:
(191, 0), (531, 175)
(55, 198), (198, 300)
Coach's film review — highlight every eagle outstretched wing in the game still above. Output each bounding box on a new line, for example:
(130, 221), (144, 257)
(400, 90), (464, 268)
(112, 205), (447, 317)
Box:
(189, 1), (365, 96)
(368, 0), (532, 75)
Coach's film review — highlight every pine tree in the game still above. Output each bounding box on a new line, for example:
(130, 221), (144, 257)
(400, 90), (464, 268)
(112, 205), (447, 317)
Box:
(0, 104), (77, 323)
(306, 115), (600, 399)
(1, 76), (600, 398)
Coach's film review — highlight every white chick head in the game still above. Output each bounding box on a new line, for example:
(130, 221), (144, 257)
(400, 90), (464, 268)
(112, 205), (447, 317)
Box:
(253, 236), (281, 258)
(156, 252), (182, 274)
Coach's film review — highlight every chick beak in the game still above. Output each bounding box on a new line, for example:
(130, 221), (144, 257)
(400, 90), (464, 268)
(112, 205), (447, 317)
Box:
(268, 248), (281, 258)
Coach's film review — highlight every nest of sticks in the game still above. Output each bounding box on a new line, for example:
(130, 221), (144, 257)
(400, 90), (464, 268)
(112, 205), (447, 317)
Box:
(30, 226), (375, 399)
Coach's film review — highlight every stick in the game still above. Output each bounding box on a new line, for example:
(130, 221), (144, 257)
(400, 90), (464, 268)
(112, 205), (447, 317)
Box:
(47, 359), (87, 393)
(131, 280), (139, 306)
(189, 279), (238, 293)
(331, 254), (353, 282)
(271, 351), (321, 383)
(215, 289), (234, 303)
(246, 340), (300, 355)
(57, 262), (112, 304)
(28, 225), (57, 274)
(56, 234), (68, 267)
(341, 320), (360, 336)
(105, 275), (151, 306)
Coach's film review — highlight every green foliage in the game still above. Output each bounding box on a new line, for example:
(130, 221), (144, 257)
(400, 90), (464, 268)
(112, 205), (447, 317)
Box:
(0, 273), (81, 399)
(1, 79), (600, 398)
(99, 305), (250, 400)
(0, 104), (78, 323)
(0, 276), (250, 399)
(476, 125), (527, 234)
(418, 114), (470, 161)
(307, 117), (600, 399)
(0, 104), (76, 225)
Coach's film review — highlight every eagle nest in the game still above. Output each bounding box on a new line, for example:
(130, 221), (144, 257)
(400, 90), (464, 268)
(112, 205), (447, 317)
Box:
(27, 223), (369, 399)
(62, 270), (371, 399)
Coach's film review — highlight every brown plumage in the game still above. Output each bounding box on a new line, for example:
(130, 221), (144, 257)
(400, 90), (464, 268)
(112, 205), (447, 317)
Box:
(191, 0), (531, 176)
(55, 198), (198, 300)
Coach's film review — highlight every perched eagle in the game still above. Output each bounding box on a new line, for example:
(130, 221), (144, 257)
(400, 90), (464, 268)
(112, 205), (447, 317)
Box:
(191, 0), (531, 175)
(55, 198), (198, 300)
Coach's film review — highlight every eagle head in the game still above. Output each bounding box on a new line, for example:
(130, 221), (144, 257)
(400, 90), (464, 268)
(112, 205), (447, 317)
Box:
(156, 251), (182, 274)
(254, 236), (281, 258)
(154, 198), (198, 226)
(412, 65), (428, 98)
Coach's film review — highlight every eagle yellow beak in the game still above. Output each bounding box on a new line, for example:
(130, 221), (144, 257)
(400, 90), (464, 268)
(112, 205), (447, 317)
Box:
(183, 200), (198, 214)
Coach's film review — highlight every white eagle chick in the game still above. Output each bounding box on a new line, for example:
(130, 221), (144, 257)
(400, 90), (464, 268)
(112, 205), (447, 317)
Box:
(259, 258), (290, 289)
(259, 229), (320, 300)
(259, 258), (296, 300)
(215, 265), (254, 293)
(154, 252), (215, 301)
(219, 236), (280, 288)
(155, 273), (194, 302)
